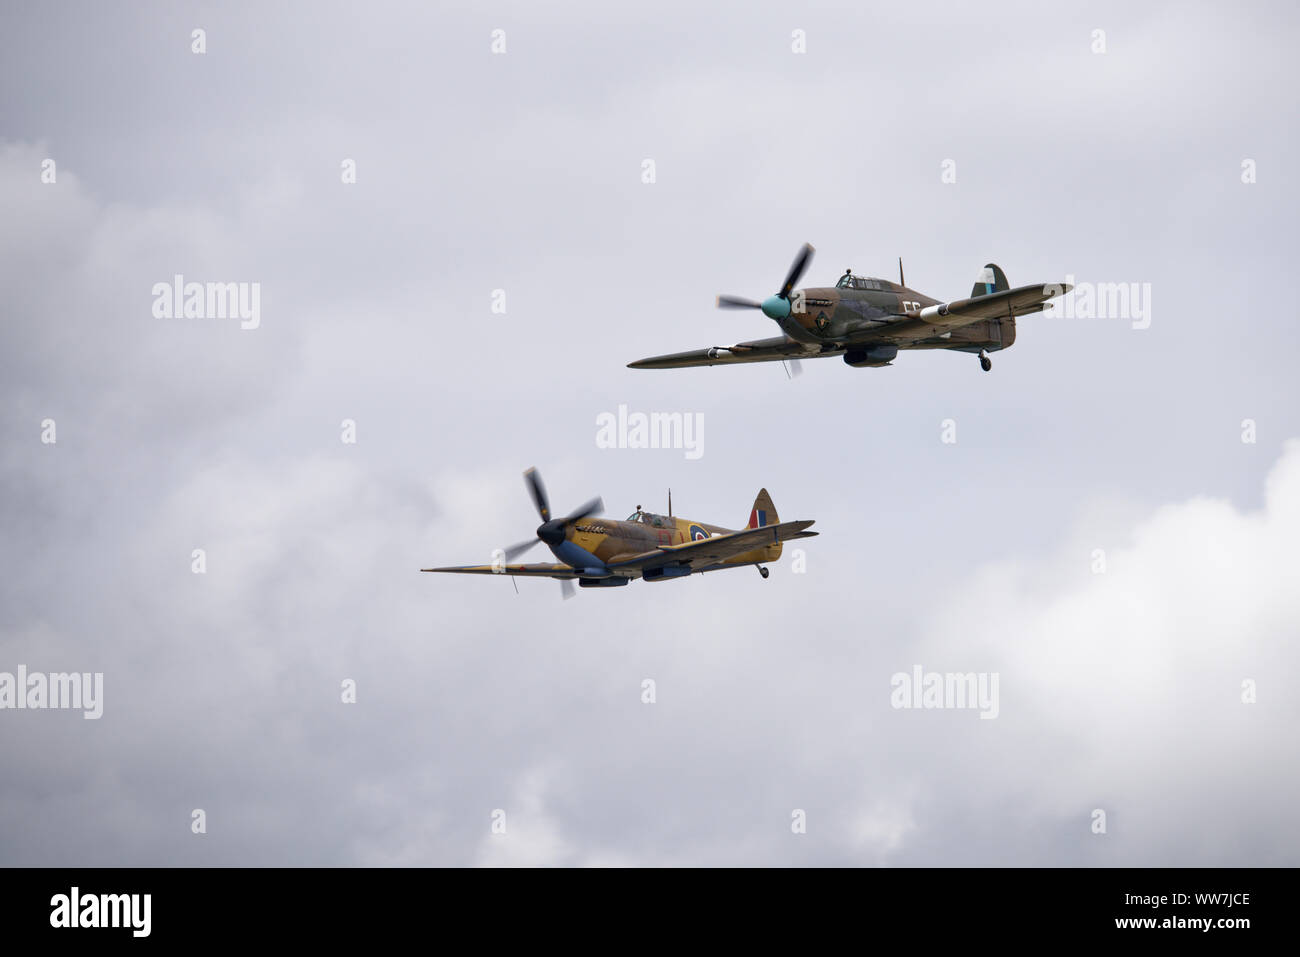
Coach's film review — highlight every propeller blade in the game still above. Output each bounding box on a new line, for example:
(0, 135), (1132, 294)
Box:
(783, 358), (804, 379)
(561, 496), (604, 524)
(503, 538), (541, 561)
(523, 467), (550, 522)
(778, 243), (815, 299)
(560, 578), (576, 600)
(716, 295), (762, 310)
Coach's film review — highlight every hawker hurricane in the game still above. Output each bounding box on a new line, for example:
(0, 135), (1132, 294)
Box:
(628, 244), (1071, 373)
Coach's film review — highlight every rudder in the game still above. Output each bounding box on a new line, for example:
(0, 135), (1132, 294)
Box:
(748, 488), (778, 529)
(971, 263), (1009, 298)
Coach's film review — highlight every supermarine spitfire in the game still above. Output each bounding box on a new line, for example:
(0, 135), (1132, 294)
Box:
(629, 244), (1072, 373)
(423, 469), (816, 598)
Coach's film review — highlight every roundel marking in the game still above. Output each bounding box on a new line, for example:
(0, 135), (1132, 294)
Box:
(688, 524), (708, 542)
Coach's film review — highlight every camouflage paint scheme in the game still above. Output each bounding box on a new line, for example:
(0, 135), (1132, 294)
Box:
(423, 480), (816, 589)
(628, 249), (1072, 371)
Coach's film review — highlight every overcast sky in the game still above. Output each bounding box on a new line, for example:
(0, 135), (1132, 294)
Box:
(2, 0), (1297, 866)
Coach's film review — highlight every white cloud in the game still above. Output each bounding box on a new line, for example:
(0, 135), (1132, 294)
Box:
(475, 768), (574, 868)
(898, 441), (1300, 863)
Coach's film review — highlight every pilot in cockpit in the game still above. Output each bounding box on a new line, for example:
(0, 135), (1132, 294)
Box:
(627, 506), (667, 528)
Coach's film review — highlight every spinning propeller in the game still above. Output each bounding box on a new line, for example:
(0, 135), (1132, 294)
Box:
(716, 242), (815, 321)
(717, 243), (814, 379)
(502, 468), (603, 600)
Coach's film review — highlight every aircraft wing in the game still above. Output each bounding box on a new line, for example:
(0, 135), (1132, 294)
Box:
(421, 562), (581, 579)
(607, 520), (817, 571)
(628, 337), (834, 370)
(865, 282), (1071, 343)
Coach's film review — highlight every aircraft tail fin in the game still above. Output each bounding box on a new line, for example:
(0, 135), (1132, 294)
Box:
(970, 263), (1010, 298)
(747, 488), (778, 529)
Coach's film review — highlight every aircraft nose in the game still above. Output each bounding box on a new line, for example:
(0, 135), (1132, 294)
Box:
(537, 520), (565, 546)
(760, 295), (791, 320)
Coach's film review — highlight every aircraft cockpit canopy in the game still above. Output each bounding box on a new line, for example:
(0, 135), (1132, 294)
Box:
(627, 508), (671, 528)
(836, 272), (886, 291)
